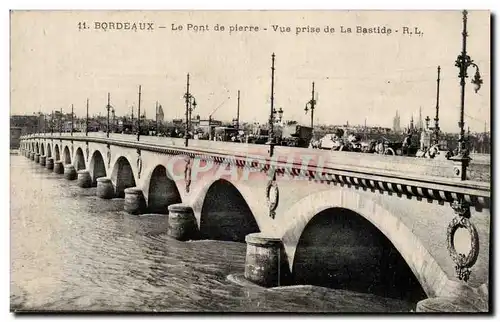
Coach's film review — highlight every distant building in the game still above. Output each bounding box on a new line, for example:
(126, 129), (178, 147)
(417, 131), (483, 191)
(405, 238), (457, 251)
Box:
(10, 127), (22, 148)
(417, 107), (423, 131)
(392, 110), (401, 133)
(199, 119), (222, 127)
(10, 114), (42, 134)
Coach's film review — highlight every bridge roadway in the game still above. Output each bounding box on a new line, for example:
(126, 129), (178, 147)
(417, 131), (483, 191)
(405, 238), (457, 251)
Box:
(19, 132), (491, 312)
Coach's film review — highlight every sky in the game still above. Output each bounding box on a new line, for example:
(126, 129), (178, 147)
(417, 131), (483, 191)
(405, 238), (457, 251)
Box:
(10, 10), (491, 132)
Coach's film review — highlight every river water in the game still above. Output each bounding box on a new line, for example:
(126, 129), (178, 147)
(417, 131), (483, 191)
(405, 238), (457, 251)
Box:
(10, 153), (415, 312)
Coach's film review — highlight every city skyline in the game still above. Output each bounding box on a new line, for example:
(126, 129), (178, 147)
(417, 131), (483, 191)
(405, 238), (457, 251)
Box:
(10, 11), (490, 132)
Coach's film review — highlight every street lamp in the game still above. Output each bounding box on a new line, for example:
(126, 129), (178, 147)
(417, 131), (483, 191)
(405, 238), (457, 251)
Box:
(454, 10), (483, 157)
(234, 90), (240, 131)
(183, 73), (197, 147)
(425, 116), (430, 130)
(86, 98), (89, 136)
(304, 82), (316, 128)
(106, 92), (112, 138)
(51, 111), (54, 134)
(274, 107), (284, 123)
(189, 98), (197, 132)
(71, 104), (74, 136)
(59, 108), (63, 135)
(137, 85), (142, 141)
(267, 53), (277, 156)
(112, 107), (116, 133)
(433, 66), (441, 145)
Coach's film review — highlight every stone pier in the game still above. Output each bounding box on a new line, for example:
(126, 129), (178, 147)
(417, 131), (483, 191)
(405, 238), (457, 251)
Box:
(124, 187), (146, 215)
(77, 170), (92, 188)
(54, 161), (64, 174)
(40, 155), (46, 167)
(96, 177), (114, 199)
(244, 233), (288, 288)
(167, 204), (198, 241)
(34, 153), (40, 163)
(46, 157), (54, 170)
(64, 165), (77, 180)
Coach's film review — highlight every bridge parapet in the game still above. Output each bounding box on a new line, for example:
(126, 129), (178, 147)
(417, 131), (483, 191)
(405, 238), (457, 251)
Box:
(21, 133), (490, 212)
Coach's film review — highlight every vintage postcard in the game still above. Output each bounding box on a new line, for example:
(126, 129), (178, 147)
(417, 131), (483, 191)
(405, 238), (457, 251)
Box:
(10, 10), (491, 313)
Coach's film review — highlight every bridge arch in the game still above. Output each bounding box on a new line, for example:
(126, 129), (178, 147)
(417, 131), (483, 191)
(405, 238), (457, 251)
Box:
(281, 188), (447, 301)
(111, 156), (136, 198)
(54, 144), (60, 161)
(46, 143), (52, 158)
(74, 147), (86, 170)
(40, 142), (45, 156)
(63, 146), (71, 164)
(144, 165), (182, 214)
(199, 178), (259, 242)
(89, 150), (107, 185)
(35, 142), (39, 154)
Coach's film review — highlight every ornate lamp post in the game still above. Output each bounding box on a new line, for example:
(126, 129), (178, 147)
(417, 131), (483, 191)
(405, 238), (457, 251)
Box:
(189, 98), (197, 133)
(434, 66), (441, 145)
(106, 93), (111, 138)
(86, 98), (89, 136)
(71, 104), (74, 136)
(304, 81), (316, 128)
(275, 107), (284, 124)
(236, 90), (240, 131)
(449, 10), (483, 182)
(155, 101), (159, 136)
(183, 73), (197, 147)
(59, 108), (63, 135)
(267, 53), (277, 157)
(131, 105), (134, 133)
(51, 111), (54, 134)
(112, 107), (116, 133)
(455, 10), (483, 157)
(137, 85), (142, 141)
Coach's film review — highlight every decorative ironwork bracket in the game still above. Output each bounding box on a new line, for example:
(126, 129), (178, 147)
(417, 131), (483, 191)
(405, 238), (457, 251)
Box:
(447, 199), (479, 282)
(106, 144), (111, 169)
(136, 149), (142, 179)
(266, 167), (279, 219)
(184, 156), (192, 193)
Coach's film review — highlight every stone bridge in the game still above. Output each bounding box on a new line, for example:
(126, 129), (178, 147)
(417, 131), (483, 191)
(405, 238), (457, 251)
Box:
(19, 133), (491, 312)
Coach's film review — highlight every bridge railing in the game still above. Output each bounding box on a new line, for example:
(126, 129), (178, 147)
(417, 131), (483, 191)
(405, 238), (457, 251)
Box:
(21, 132), (491, 185)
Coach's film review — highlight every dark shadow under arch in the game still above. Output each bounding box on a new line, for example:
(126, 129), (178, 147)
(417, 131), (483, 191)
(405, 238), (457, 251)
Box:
(111, 156), (136, 198)
(147, 165), (182, 214)
(35, 142), (39, 154)
(46, 144), (52, 158)
(292, 207), (426, 304)
(40, 143), (45, 156)
(63, 146), (71, 164)
(54, 145), (60, 161)
(199, 179), (259, 242)
(89, 150), (107, 186)
(74, 148), (85, 170)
